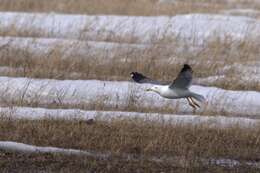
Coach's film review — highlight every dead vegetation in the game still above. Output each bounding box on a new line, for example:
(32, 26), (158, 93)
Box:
(0, 117), (259, 159)
(3, 151), (259, 173)
(0, 35), (259, 91)
(0, 3), (258, 91)
(0, 117), (260, 172)
(0, 0), (259, 172)
(0, 0), (260, 16)
(0, 0), (236, 16)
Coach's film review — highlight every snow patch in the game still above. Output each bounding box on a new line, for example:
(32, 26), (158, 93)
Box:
(0, 141), (108, 158)
(1, 106), (260, 128)
(222, 9), (260, 18)
(0, 77), (259, 116)
(0, 12), (260, 44)
(0, 36), (146, 61)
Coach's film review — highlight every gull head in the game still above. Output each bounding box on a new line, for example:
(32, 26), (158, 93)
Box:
(146, 86), (161, 94)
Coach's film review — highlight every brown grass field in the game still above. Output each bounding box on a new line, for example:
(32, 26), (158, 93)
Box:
(0, 36), (259, 91)
(1, 0), (260, 16)
(1, 117), (260, 172)
(2, 152), (259, 173)
(0, 0), (260, 172)
(0, 0), (239, 16)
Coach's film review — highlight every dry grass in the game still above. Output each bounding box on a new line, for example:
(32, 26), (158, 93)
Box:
(0, 3), (258, 91)
(2, 152), (258, 173)
(0, 0), (258, 92)
(0, 0), (260, 16)
(0, 152), (181, 173)
(0, 0), (259, 172)
(0, 36), (259, 91)
(0, 0), (243, 16)
(1, 152), (260, 173)
(0, 117), (260, 160)
(0, 117), (260, 172)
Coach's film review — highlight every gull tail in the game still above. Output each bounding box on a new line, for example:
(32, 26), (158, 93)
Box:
(190, 92), (206, 103)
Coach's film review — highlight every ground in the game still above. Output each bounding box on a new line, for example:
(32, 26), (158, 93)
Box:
(0, 0), (260, 172)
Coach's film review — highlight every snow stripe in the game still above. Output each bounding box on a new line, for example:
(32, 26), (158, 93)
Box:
(0, 77), (259, 116)
(0, 141), (108, 158)
(0, 36), (146, 61)
(1, 106), (260, 129)
(0, 12), (259, 44)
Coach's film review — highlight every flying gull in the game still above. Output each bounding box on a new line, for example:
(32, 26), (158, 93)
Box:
(130, 64), (205, 110)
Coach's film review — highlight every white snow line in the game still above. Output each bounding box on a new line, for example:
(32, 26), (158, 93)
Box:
(202, 158), (260, 168)
(0, 36), (147, 61)
(1, 106), (260, 129)
(0, 12), (259, 44)
(0, 141), (108, 158)
(0, 77), (259, 116)
(1, 141), (260, 168)
(221, 8), (260, 18)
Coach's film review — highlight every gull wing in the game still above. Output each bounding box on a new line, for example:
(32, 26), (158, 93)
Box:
(169, 64), (193, 89)
(130, 72), (169, 85)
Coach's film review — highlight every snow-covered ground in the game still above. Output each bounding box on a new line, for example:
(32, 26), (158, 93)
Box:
(0, 8), (259, 170)
(2, 106), (260, 129)
(0, 36), (146, 61)
(0, 37), (259, 84)
(195, 63), (260, 85)
(0, 77), (259, 117)
(0, 64), (253, 88)
(1, 12), (260, 44)
(0, 141), (95, 156)
(222, 9), (260, 18)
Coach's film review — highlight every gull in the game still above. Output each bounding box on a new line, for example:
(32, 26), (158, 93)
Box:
(130, 64), (205, 110)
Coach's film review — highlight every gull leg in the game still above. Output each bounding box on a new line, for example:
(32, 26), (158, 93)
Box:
(190, 97), (200, 108)
(187, 97), (196, 113)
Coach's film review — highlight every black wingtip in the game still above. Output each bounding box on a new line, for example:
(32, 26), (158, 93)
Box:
(181, 64), (192, 72)
(130, 72), (146, 83)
